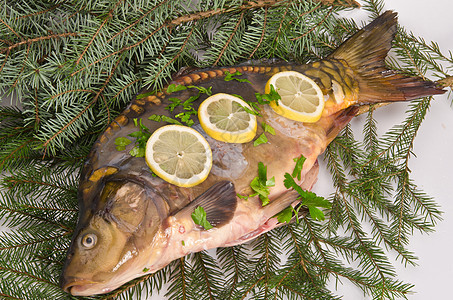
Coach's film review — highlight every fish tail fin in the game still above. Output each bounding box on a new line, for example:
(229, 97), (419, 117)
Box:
(329, 10), (445, 103)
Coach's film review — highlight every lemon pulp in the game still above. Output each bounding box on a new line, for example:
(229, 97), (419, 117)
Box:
(198, 93), (257, 143)
(266, 71), (324, 123)
(145, 125), (212, 187)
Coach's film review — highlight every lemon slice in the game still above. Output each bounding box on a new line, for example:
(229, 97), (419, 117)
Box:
(198, 93), (257, 143)
(145, 125), (212, 187)
(266, 71), (324, 123)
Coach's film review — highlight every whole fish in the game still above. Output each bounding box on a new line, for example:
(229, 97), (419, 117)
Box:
(60, 11), (444, 296)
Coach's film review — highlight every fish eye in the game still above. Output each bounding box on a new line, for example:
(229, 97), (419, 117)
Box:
(81, 233), (97, 249)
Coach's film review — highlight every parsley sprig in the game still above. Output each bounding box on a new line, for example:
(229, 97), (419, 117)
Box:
(150, 84), (213, 127)
(191, 206), (214, 230)
(255, 85), (281, 105)
(114, 118), (151, 157)
(276, 155), (331, 223)
(238, 162), (275, 206)
(224, 71), (252, 84)
(283, 173), (331, 221)
(254, 122), (276, 146)
(235, 84), (282, 117)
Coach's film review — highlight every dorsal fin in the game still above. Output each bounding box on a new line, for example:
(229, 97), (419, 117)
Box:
(329, 11), (398, 73)
(176, 181), (237, 228)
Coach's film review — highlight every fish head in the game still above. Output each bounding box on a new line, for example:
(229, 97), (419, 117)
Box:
(61, 179), (163, 296)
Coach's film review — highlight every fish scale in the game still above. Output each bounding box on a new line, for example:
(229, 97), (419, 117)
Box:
(61, 11), (445, 296)
(81, 59), (354, 193)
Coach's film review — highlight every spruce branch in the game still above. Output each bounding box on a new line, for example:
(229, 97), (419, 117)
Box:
(0, 33), (79, 54)
(151, 26), (195, 83)
(213, 12), (245, 66)
(75, 0), (125, 65)
(41, 54), (123, 154)
(248, 7), (268, 59)
(291, 6), (334, 41)
(0, 18), (23, 41)
(0, 0), (451, 299)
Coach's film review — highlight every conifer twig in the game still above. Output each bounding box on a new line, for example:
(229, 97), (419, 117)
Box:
(213, 12), (245, 66)
(75, 0), (124, 65)
(0, 33), (79, 53)
(291, 6), (334, 41)
(248, 7), (268, 59)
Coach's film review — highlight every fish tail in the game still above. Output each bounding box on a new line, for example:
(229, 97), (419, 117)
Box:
(329, 10), (445, 103)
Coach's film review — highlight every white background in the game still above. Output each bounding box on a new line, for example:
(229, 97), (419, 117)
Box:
(321, 0), (453, 299)
(1, 0), (452, 299)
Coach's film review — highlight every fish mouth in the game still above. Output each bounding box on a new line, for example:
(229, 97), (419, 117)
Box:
(62, 277), (104, 296)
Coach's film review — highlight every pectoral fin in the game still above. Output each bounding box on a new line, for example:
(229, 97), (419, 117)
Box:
(176, 181), (237, 228)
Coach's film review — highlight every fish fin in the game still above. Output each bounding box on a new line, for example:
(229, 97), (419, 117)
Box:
(329, 10), (445, 102)
(262, 190), (301, 220)
(225, 190), (301, 247)
(323, 106), (359, 145)
(185, 181), (238, 227)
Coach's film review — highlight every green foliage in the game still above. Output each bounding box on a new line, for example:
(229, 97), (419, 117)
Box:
(249, 162), (276, 206)
(191, 206), (214, 230)
(0, 0), (451, 299)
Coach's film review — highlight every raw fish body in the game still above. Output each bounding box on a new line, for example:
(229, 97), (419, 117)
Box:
(60, 11), (445, 296)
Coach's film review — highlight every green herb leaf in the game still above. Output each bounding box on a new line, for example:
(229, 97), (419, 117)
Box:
(166, 98), (182, 112)
(187, 85), (212, 96)
(258, 162), (267, 181)
(129, 146), (145, 157)
(255, 84), (281, 105)
(254, 133), (268, 146)
(268, 85), (281, 104)
(284, 172), (301, 191)
(136, 91), (155, 99)
(167, 84), (187, 93)
(117, 119), (152, 157)
(248, 162), (274, 206)
(262, 123), (276, 135)
(224, 71), (252, 84)
(191, 206), (214, 230)
(162, 85), (207, 126)
(114, 137), (132, 151)
(250, 177), (270, 206)
(175, 112), (195, 126)
(240, 104), (261, 116)
(143, 267), (150, 273)
(300, 192), (332, 209)
(237, 193), (249, 200)
(115, 119), (151, 156)
(292, 155), (306, 181)
(308, 207), (325, 221)
(148, 114), (182, 125)
(276, 206), (293, 224)
(127, 131), (143, 138)
(283, 172), (331, 220)
(266, 176), (275, 187)
(231, 94), (244, 100)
